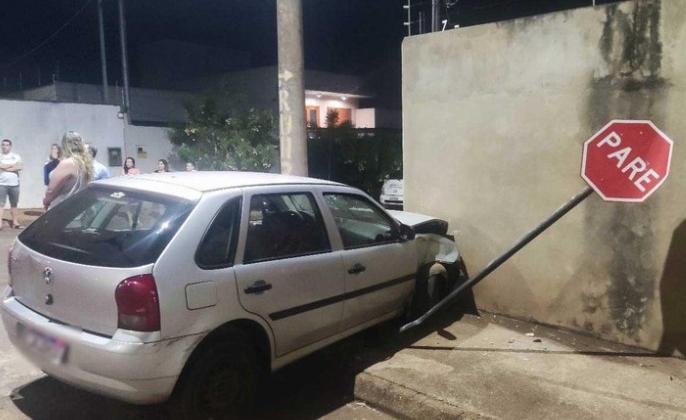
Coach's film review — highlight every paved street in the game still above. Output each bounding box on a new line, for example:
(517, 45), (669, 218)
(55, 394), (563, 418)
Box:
(0, 215), (395, 420)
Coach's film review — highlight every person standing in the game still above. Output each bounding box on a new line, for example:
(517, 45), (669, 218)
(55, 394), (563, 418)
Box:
(122, 156), (141, 175)
(43, 132), (93, 210)
(185, 161), (197, 172)
(0, 139), (23, 229)
(154, 158), (170, 173)
(85, 143), (110, 180)
(43, 143), (62, 186)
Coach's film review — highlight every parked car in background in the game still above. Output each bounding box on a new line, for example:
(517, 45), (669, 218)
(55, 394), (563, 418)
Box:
(1, 172), (462, 419)
(379, 178), (404, 209)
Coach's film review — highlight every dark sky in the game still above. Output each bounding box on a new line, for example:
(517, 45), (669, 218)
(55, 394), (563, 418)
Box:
(0, 0), (613, 108)
(0, 1), (404, 88)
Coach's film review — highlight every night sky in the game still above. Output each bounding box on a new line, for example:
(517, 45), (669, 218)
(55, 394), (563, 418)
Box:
(0, 1), (404, 88)
(0, 0), (614, 108)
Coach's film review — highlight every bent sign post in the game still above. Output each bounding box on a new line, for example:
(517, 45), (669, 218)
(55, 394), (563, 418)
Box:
(401, 120), (674, 333)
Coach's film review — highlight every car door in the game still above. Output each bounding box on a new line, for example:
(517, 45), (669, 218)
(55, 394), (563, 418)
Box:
(234, 186), (346, 357)
(321, 191), (416, 331)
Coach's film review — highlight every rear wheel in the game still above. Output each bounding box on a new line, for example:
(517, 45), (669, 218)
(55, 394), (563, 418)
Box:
(170, 331), (261, 420)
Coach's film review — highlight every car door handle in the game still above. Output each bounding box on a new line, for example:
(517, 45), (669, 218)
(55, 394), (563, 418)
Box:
(347, 263), (366, 275)
(244, 280), (272, 294)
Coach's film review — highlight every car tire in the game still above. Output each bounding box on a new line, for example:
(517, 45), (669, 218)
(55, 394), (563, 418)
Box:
(170, 329), (261, 420)
(408, 263), (448, 319)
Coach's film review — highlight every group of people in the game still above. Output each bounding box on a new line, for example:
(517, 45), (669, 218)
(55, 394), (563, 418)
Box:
(0, 132), (97, 229)
(42, 131), (105, 211)
(0, 131), (201, 229)
(123, 157), (196, 174)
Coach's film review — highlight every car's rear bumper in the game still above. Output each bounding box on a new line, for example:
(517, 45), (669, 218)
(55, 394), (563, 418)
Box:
(1, 288), (202, 405)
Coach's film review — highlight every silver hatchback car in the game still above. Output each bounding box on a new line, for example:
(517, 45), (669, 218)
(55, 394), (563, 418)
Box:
(1, 171), (462, 419)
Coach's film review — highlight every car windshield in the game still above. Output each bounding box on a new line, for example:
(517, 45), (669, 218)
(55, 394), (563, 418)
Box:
(19, 186), (195, 268)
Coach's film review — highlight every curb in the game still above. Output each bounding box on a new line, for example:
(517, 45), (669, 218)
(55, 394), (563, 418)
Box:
(354, 372), (495, 420)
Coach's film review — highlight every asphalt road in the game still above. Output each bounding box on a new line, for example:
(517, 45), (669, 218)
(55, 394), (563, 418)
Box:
(0, 221), (395, 420)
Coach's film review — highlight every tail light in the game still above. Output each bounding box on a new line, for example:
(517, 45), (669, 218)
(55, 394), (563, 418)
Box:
(115, 274), (161, 332)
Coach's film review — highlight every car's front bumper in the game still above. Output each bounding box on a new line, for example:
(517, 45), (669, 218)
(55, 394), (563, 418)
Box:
(1, 287), (202, 405)
(380, 194), (403, 209)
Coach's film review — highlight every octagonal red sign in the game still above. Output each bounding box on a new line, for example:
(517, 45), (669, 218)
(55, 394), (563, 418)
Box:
(581, 120), (673, 202)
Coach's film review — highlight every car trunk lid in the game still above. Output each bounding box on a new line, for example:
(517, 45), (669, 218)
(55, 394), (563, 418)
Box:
(10, 185), (195, 337)
(10, 240), (154, 337)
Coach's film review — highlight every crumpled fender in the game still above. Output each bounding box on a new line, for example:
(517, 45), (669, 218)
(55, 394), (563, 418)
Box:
(388, 209), (461, 268)
(414, 233), (460, 267)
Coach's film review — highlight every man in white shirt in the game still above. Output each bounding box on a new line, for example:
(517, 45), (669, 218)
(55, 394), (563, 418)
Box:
(0, 139), (23, 229)
(85, 143), (110, 181)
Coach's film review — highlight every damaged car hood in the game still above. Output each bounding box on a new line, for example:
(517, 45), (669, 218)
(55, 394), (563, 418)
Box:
(388, 210), (460, 265)
(388, 210), (449, 236)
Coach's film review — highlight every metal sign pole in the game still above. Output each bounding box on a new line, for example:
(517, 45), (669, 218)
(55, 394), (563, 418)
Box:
(400, 186), (594, 333)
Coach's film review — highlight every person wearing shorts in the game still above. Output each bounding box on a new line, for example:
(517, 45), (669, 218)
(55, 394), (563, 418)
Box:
(0, 139), (23, 229)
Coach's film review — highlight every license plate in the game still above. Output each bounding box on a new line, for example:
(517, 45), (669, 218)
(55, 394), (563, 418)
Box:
(16, 323), (68, 364)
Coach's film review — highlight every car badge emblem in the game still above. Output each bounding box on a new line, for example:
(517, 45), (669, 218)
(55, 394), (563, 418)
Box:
(43, 267), (54, 285)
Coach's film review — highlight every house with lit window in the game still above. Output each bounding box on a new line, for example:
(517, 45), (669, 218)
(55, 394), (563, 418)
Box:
(177, 65), (399, 130)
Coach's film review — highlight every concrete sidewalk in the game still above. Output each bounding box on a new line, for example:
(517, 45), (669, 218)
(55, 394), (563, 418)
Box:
(354, 311), (686, 420)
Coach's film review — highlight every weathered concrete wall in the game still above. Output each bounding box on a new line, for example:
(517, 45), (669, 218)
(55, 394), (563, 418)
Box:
(403, 0), (686, 354)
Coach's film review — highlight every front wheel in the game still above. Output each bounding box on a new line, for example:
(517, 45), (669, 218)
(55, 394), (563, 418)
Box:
(407, 263), (448, 319)
(170, 331), (261, 420)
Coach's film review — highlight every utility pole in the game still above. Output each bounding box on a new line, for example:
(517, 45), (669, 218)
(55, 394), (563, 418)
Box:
(118, 0), (131, 121)
(98, 0), (109, 103)
(277, 0), (308, 176)
(431, 0), (439, 32)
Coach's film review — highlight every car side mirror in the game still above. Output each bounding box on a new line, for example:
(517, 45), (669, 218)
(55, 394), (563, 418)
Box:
(397, 223), (415, 242)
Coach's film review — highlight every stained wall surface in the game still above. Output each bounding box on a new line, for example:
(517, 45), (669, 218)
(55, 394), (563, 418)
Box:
(403, 0), (686, 353)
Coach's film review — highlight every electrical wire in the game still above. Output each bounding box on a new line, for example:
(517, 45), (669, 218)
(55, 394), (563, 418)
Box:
(0, 0), (96, 72)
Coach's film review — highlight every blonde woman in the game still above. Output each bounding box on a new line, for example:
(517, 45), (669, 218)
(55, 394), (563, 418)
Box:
(43, 131), (93, 210)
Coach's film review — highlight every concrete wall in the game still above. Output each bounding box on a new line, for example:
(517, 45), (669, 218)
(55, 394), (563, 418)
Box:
(0, 99), (174, 209)
(123, 124), (175, 173)
(0, 99), (124, 209)
(403, 0), (686, 354)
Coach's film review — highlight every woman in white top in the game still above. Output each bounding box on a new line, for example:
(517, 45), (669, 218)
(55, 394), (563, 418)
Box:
(43, 131), (93, 210)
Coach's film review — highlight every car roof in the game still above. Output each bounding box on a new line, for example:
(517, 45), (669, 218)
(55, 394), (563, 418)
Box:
(94, 171), (343, 198)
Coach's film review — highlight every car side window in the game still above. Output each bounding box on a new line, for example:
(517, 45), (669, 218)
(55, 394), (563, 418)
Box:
(243, 192), (330, 263)
(323, 193), (396, 249)
(196, 198), (242, 269)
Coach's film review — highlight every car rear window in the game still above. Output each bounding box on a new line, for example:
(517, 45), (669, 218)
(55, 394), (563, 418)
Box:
(19, 186), (195, 267)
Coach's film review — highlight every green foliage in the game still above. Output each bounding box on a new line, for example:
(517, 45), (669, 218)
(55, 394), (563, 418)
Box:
(309, 109), (402, 198)
(169, 97), (278, 172)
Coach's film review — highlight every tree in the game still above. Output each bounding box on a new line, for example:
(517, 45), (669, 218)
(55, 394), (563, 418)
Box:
(169, 96), (279, 172)
(308, 109), (402, 198)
